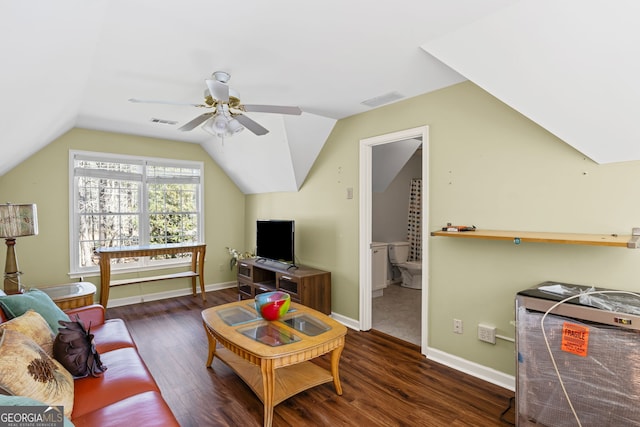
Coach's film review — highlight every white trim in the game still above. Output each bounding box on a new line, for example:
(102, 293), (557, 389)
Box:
(329, 311), (361, 331)
(359, 126), (429, 355)
(104, 281), (236, 308)
(427, 347), (516, 392)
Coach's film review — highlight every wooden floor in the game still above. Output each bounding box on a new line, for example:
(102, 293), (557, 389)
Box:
(106, 288), (515, 427)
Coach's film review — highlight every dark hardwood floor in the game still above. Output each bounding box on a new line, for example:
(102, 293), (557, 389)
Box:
(106, 288), (515, 426)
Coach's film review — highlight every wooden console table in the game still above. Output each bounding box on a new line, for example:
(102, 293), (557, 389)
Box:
(96, 243), (206, 307)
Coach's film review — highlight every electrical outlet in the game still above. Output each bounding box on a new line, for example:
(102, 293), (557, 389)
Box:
(478, 324), (496, 344)
(453, 318), (463, 334)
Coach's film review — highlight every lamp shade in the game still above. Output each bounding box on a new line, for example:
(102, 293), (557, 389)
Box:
(0, 204), (38, 238)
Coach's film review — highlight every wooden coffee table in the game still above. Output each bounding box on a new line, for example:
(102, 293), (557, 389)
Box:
(202, 300), (347, 427)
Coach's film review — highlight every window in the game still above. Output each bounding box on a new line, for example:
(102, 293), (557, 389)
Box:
(69, 151), (204, 275)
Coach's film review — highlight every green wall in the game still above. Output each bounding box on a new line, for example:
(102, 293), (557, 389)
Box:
(246, 81), (640, 377)
(0, 128), (245, 301)
(5, 81), (640, 378)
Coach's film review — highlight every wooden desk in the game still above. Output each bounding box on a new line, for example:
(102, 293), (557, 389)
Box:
(202, 300), (346, 427)
(96, 243), (206, 307)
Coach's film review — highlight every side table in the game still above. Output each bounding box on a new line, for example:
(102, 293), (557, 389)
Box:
(40, 282), (97, 310)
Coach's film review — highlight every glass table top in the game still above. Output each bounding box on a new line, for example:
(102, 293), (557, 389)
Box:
(238, 323), (301, 347)
(282, 314), (330, 336)
(214, 301), (332, 346)
(217, 306), (260, 326)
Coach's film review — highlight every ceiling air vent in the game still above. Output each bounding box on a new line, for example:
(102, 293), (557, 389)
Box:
(150, 118), (178, 125)
(361, 91), (404, 108)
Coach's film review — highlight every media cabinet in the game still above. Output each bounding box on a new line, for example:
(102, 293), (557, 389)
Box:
(236, 258), (331, 314)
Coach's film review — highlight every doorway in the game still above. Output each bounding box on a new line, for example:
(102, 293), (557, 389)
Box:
(359, 126), (429, 355)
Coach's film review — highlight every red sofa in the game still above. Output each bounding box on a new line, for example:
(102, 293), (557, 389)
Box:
(0, 303), (179, 427)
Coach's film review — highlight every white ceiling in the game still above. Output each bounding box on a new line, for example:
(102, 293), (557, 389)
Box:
(422, 0), (640, 164)
(2, 0), (636, 193)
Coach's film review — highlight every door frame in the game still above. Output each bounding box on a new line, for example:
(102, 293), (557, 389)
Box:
(358, 125), (429, 355)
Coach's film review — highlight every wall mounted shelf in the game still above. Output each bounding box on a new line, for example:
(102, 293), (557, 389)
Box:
(430, 228), (640, 249)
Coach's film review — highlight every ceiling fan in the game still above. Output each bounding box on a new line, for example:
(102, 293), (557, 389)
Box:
(129, 71), (302, 138)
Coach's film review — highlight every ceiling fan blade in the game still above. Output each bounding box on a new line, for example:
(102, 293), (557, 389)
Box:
(234, 114), (269, 136)
(178, 113), (214, 131)
(129, 98), (207, 108)
(242, 104), (302, 115)
(205, 79), (229, 102)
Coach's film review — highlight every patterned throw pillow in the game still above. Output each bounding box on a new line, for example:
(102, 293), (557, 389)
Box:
(0, 310), (56, 356)
(0, 329), (74, 418)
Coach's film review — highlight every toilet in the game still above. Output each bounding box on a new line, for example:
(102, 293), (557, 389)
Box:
(388, 241), (422, 289)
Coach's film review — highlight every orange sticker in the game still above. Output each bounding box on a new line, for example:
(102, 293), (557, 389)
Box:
(561, 322), (589, 357)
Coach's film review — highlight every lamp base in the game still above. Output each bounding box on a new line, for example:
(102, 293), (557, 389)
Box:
(4, 238), (24, 294)
(4, 272), (24, 294)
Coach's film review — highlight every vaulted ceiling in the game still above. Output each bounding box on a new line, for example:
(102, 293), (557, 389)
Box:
(2, 1), (636, 194)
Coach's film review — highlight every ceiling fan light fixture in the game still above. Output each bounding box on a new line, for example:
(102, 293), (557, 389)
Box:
(227, 118), (244, 134)
(201, 114), (245, 138)
(213, 115), (229, 131)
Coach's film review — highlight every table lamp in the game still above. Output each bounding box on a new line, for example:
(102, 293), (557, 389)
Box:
(0, 203), (38, 294)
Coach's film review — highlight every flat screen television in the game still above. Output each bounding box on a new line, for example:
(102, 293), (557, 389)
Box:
(256, 220), (295, 264)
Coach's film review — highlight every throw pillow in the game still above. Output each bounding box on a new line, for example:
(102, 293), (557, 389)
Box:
(0, 310), (56, 356)
(54, 317), (107, 378)
(0, 395), (75, 427)
(0, 329), (74, 418)
(0, 289), (70, 333)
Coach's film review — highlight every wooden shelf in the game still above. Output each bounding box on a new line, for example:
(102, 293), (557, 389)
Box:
(430, 229), (638, 248)
(214, 347), (334, 406)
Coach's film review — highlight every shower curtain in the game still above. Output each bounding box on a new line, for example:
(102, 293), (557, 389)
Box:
(407, 178), (422, 262)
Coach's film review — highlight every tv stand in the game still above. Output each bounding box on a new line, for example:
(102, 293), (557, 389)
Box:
(237, 258), (331, 314)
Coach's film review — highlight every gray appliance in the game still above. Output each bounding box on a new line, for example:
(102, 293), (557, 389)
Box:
(516, 281), (640, 426)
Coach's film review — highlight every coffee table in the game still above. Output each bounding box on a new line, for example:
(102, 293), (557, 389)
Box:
(202, 300), (347, 427)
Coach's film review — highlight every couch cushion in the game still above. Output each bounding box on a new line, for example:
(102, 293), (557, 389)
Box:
(0, 289), (70, 333)
(0, 329), (74, 418)
(0, 310), (55, 356)
(71, 391), (179, 427)
(64, 304), (105, 328)
(90, 319), (136, 353)
(71, 347), (159, 419)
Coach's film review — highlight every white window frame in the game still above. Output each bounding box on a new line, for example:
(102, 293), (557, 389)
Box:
(69, 150), (204, 277)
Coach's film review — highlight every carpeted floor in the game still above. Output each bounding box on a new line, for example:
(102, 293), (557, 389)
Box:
(372, 282), (421, 346)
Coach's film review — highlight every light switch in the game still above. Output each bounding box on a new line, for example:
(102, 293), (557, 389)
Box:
(346, 187), (353, 199)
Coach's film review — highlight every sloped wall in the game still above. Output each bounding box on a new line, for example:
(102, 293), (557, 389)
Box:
(245, 80), (640, 377)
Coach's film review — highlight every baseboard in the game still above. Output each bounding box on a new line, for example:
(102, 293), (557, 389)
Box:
(426, 347), (515, 392)
(105, 281), (237, 308)
(330, 311), (360, 330)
